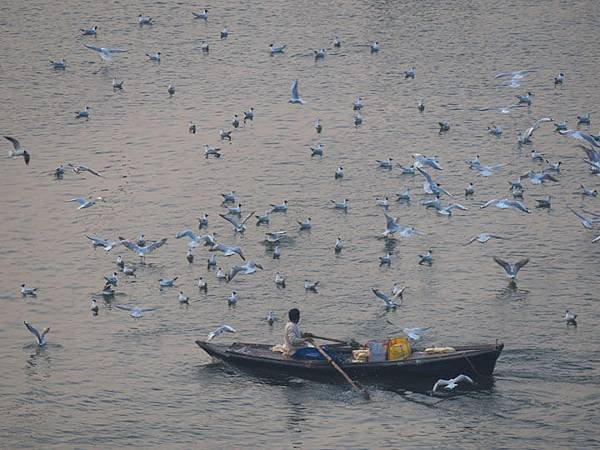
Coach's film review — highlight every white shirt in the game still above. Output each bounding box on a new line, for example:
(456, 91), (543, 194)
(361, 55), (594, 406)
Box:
(284, 321), (308, 355)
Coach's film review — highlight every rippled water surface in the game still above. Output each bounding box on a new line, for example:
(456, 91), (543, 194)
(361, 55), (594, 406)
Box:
(1, 0), (600, 448)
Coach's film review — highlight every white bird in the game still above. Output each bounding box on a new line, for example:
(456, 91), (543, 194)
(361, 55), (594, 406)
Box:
(176, 230), (216, 248)
(67, 196), (103, 209)
(219, 129), (232, 141)
(55, 164), (64, 178)
(376, 158), (394, 169)
(75, 106), (91, 119)
(333, 36), (341, 48)
(577, 113), (591, 125)
(116, 255), (125, 270)
(273, 245), (281, 259)
(465, 183), (475, 196)
(480, 199), (530, 213)
(23, 321), (50, 346)
(402, 326), (429, 341)
(465, 233), (507, 245)
(216, 268), (227, 280)
(313, 48), (326, 59)
(417, 168), (452, 197)
(101, 283), (115, 295)
(192, 9), (208, 20)
(255, 212), (271, 225)
(564, 310), (577, 326)
(219, 211), (255, 233)
(50, 59), (67, 69)
(227, 260), (264, 282)
(200, 41), (209, 52)
(376, 197), (390, 209)
(207, 325), (236, 341)
(104, 272), (119, 286)
(521, 170), (558, 185)
(554, 120), (568, 132)
(414, 154), (443, 171)
(138, 14), (153, 25)
(90, 299), (99, 314)
(81, 25), (98, 35)
(221, 26), (229, 38)
(353, 96), (363, 111)
(20, 284), (37, 296)
(120, 238), (167, 260)
(315, 118), (322, 134)
(4, 136), (31, 165)
(554, 72), (565, 85)
(404, 67), (416, 79)
(559, 129), (600, 148)
(298, 217), (312, 230)
(68, 163), (102, 176)
(270, 44), (286, 54)
(371, 288), (400, 309)
(418, 250), (433, 265)
(493, 257), (529, 280)
(289, 79), (305, 104)
(331, 198), (349, 211)
(167, 84), (175, 96)
(568, 207), (598, 229)
(417, 98), (425, 112)
(334, 237), (343, 253)
(146, 52), (161, 61)
(178, 291), (190, 304)
(265, 231), (287, 243)
(383, 213), (421, 238)
(122, 265), (136, 277)
(335, 166), (344, 179)
(379, 252), (392, 266)
(397, 187), (411, 202)
(354, 112), (363, 127)
(267, 311), (277, 325)
(432, 374), (474, 393)
(516, 91), (534, 104)
(210, 243), (245, 260)
(114, 305), (156, 318)
(186, 248), (194, 264)
(112, 78), (124, 89)
(488, 125), (503, 136)
(439, 121), (450, 132)
(198, 213), (209, 229)
(271, 200), (288, 212)
(310, 143), (323, 157)
(203, 144), (222, 159)
(579, 185), (598, 197)
(535, 196), (552, 209)
(243, 108), (254, 123)
(198, 277), (208, 292)
(370, 41), (380, 53)
(392, 284), (406, 298)
(436, 203), (467, 216)
(228, 291), (237, 305)
(159, 277), (178, 288)
(221, 191), (236, 203)
(231, 115), (240, 128)
(275, 272), (286, 287)
(84, 44), (127, 61)
(304, 280), (319, 291)
(207, 254), (217, 269)
(545, 159), (561, 172)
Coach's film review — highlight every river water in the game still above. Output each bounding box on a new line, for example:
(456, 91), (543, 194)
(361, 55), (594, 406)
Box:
(1, 0), (600, 448)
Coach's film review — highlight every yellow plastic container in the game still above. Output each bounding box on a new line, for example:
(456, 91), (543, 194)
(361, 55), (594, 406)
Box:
(387, 337), (412, 361)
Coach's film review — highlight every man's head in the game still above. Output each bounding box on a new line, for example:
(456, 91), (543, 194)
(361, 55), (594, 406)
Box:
(288, 308), (300, 323)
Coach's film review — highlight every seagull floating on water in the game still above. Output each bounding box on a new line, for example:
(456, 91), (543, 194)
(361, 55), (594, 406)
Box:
(21, 284), (37, 296)
(50, 59), (67, 69)
(275, 272), (286, 287)
(418, 250), (433, 265)
(24, 321), (50, 346)
(192, 9), (208, 20)
(115, 305), (156, 318)
(270, 44), (286, 54)
(138, 14), (153, 25)
(331, 198), (348, 211)
(75, 106), (91, 119)
(564, 310), (577, 326)
(493, 256), (529, 280)
(81, 25), (98, 35)
(289, 79), (305, 104)
(304, 280), (319, 292)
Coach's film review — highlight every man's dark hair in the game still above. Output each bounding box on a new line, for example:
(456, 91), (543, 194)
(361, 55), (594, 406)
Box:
(288, 308), (300, 323)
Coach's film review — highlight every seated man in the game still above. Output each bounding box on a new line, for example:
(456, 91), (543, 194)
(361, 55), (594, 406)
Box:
(272, 308), (313, 355)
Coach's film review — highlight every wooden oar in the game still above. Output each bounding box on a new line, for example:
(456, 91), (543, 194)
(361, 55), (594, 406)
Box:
(309, 339), (370, 400)
(309, 334), (360, 349)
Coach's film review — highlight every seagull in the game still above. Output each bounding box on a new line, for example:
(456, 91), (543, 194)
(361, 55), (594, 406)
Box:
(397, 187), (411, 202)
(402, 327), (429, 341)
(67, 197), (103, 209)
(354, 112), (363, 127)
(104, 272), (119, 286)
(579, 185), (598, 197)
(23, 321), (50, 346)
(577, 113), (591, 125)
(228, 260), (264, 281)
(120, 238), (167, 261)
(521, 170), (558, 185)
(436, 203), (467, 216)
(176, 230), (216, 248)
(335, 166), (344, 179)
(138, 14), (153, 25)
(21, 284), (37, 296)
(207, 254), (217, 269)
(493, 257), (529, 280)
(84, 44), (127, 61)
(554, 73), (565, 85)
(376, 197), (390, 209)
(465, 233), (507, 245)
(331, 198), (348, 211)
(221, 191), (236, 203)
(414, 154), (443, 171)
(192, 9), (208, 20)
(159, 277), (178, 288)
(438, 121), (450, 132)
(209, 243), (245, 260)
(535, 196), (552, 209)
(379, 252), (392, 266)
(383, 213), (421, 238)
(200, 41), (210, 52)
(271, 200), (288, 212)
(376, 158), (394, 169)
(392, 284), (406, 299)
(273, 245), (281, 259)
(418, 168), (453, 197)
(203, 144), (222, 159)
(275, 272), (286, 287)
(90, 299), (99, 314)
(68, 163), (102, 176)
(465, 183), (475, 196)
(304, 280), (319, 292)
(333, 36), (341, 48)
(219, 211), (255, 233)
(146, 52), (161, 61)
(564, 310), (577, 326)
(216, 268), (227, 280)
(226, 203), (242, 215)
(313, 49), (326, 59)
(554, 120), (568, 132)
(116, 255), (125, 270)
(315, 119), (322, 134)
(4, 136), (31, 165)
(353, 97), (363, 111)
(198, 213), (209, 229)
(480, 199), (530, 213)
(267, 311), (277, 325)
(334, 237), (343, 254)
(75, 106), (91, 119)
(219, 129), (232, 141)
(112, 78), (124, 89)
(289, 79), (305, 104)
(186, 249), (194, 264)
(298, 217), (312, 230)
(255, 212), (271, 225)
(243, 108), (254, 123)
(265, 231), (287, 243)
(404, 67), (416, 79)
(488, 125), (503, 136)
(55, 164), (65, 178)
(545, 160), (561, 172)
(516, 92), (534, 106)
(270, 44), (286, 54)
(122, 265), (136, 277)
(432, 374), (474, 393)
(114, 305), (156, 318)
(221, 26), (229, 38)
(371, 288), (401, 309)
(178, 291), (190, 304)
(370, 41), (380, 53)
(310, 143), (323, 157)
(81, 25), (98, 35)
(231, 115), (240, 128)
(101, 283), (115, 296)
(197, 277), (208, 292)
(418, 250), (433, 265)
(50, 59), (67, 69)
(568, 207), (598, 229)
(228, 291), (237, 305)
(168, 84), (175, 96)
(399, 165), (416, 175)
(207, 325), (236, 341)
(417, 98), (425, 112)
(531, 150), (544, 162)
(559, 129), (600, 148)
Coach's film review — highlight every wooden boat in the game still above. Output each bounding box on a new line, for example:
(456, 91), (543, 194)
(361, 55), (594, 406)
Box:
(196, 340), (504, 384)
